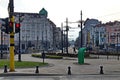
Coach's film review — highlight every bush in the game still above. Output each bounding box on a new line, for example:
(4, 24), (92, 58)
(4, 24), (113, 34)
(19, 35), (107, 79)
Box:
(46, 52), (89, 58)
(47, 55), (63, 59)
(32, 54), (63, 59)
(32, 51), (90, 58)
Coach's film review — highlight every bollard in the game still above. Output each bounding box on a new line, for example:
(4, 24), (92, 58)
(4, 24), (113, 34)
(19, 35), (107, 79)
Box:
(4, 65), (7, 73)
(35, 66), (39, 73)
(100, 66), (104, 74)
(68, 66), (71, 75)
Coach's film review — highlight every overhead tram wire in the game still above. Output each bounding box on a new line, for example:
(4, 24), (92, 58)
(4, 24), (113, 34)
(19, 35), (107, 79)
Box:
(94, 12), (120, 22)
(96, 12), (120, 18)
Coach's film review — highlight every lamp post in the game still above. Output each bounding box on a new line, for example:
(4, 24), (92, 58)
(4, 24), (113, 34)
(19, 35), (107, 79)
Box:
(78, 11), (83, 48)
(63, 30), (66, 52)
(0, 28), (3, 59)
(117, 33), (120, 60)
(65, 18), (69, 54)
(18, 13), (24, 62)
(80, 11), (83, 48)
(61, 23), (63, 53)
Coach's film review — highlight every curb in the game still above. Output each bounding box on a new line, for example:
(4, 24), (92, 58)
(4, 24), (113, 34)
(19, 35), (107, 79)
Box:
(1, 73), (120, 77)
(0, 73), (66, 77)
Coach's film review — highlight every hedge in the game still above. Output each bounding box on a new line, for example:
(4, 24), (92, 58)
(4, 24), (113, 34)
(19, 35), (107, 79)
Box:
(32, 54), (63, 59)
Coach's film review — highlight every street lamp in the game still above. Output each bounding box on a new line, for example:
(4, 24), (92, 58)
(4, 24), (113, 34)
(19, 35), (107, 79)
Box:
(0, 27), (3, 59)
(65, 18), (69, 54)
(78, 11), (84, 48)
(117, 33), (120, 60)
(61, 23), (63, 53)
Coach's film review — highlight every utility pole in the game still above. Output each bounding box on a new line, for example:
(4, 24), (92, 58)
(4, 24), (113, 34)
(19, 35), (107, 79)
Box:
(63, 30), (65, 52)
(66, 18), (69, 54)
(8, 0), (15, 71)
(61, 23), (63, 53)
(80, 11), (83, 48)
(77, 11), (83, 48)
(117, 34), (119, 60)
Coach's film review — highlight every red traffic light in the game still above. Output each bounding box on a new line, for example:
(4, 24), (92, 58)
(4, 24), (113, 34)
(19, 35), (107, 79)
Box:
(9, 22), (13, 27)
(15, 23), (20, 28)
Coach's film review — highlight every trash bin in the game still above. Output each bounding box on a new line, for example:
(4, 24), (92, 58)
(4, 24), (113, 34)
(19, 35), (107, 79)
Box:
(78, 48), (86, 64)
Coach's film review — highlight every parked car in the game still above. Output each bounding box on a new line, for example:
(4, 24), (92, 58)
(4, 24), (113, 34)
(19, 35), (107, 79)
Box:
(15, 49), (26, 54)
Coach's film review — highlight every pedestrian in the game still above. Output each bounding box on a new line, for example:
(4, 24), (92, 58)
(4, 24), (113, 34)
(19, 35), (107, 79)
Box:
(73, 47), (76, 53)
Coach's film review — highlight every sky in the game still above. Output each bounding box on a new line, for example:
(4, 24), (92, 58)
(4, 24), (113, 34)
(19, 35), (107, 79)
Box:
(0, 0), (120, 40)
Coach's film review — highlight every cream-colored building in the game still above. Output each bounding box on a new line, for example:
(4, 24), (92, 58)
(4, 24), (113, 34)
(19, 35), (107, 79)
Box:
(14, 8), (61, 52)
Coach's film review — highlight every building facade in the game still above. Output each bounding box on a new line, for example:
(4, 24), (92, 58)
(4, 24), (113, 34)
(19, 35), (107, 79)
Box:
(14, 8), (61, 52)
(82, 18), (101, 48)
(105, 21), (120, 48)
(81, 18), (120, 50)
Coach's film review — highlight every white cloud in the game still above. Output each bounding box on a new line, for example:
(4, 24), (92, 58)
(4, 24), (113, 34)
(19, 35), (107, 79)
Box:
(0, 7), (8, 18)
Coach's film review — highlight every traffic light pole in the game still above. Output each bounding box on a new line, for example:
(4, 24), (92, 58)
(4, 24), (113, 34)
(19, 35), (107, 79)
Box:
(9, 30), (15, 71)
(9, 0), (15, 72)
(18, 14), (21, 62)
(66, 18), (69, 54)
(18, 28), (21, 61)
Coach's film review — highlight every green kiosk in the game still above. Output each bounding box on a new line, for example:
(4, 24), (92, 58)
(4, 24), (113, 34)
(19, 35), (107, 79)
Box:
(78, 48), (86, 64)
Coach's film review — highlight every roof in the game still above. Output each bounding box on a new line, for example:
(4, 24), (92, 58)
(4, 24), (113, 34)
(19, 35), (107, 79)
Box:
(39, 8), (48, 17)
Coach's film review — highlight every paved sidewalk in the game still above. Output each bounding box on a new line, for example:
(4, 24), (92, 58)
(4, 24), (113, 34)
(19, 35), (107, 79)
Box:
(1, 54), (120, 75)
(1, 75), (120, 80)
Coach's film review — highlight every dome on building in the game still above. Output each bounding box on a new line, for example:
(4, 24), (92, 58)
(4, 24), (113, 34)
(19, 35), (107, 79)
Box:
(39, 8), (48, 17)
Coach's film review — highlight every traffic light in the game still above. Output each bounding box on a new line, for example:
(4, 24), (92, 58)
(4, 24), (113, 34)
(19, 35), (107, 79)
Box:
(1, 18), (9, 34)
(9, 21), (13, 33)
(15, 23), (20, 33)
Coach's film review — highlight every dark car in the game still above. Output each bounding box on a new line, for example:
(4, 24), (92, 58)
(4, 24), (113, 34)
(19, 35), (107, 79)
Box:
(15, 49), (25, 54)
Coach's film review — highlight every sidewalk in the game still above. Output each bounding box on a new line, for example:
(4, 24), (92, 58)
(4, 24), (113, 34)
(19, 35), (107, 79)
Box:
(1, 54), (120, 75)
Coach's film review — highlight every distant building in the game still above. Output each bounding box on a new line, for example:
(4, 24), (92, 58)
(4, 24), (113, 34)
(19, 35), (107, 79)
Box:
(105, 21), (120, 48)
(82, 19), (120, 49)
(94, 23), (106, 49)
(82, 18), (101, 48)
(14, 8), (61, 51)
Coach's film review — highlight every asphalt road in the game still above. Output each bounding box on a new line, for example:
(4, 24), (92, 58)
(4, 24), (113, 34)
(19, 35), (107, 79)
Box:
(1, 75), (120, 80)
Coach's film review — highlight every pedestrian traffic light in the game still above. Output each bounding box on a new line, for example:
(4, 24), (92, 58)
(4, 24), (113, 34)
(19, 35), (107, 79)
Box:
(15, 23), (20, 33)
(1, 18), (9, 34)
(9, 21), (13, 33)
